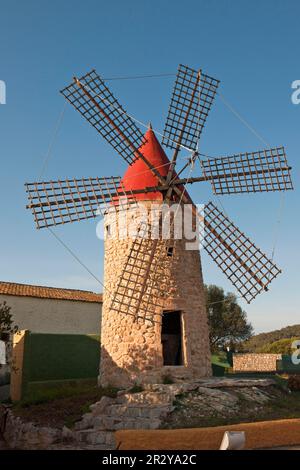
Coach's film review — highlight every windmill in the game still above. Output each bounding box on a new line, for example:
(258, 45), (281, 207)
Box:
(25, 65), (293, 386)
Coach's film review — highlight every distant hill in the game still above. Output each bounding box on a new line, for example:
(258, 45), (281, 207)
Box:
(256, 337), (300, 354)
(243, 325), (300, 352)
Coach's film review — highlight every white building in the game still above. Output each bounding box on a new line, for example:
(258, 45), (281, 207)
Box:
(0, 281), (103, 335)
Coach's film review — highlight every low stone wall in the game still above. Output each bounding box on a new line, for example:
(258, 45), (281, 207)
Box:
(0, 405), (116, 450)
(0, 406), (62, 449)
(233, 353), (282, 372)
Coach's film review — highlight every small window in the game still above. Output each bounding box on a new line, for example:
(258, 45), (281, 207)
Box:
(166, 246), (174, 257)
(106, 225), (111, 238)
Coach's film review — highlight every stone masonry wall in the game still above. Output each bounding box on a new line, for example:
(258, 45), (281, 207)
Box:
(99, 202), (211, 388)
(233, 353), (282, 372)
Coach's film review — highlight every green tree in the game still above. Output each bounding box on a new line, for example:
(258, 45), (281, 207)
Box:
(205, 285), (253, 351)
(0, 301), (18, 339)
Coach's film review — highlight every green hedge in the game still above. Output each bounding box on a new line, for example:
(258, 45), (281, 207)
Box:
(277, 355), (300, 373)
(22, 332), (100, 395)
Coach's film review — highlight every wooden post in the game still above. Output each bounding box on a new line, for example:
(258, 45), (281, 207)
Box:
(10, 330), (29, 402)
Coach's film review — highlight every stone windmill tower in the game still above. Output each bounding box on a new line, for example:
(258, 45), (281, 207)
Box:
(25, 65), (293, 388)
(100, 127), (211, 387)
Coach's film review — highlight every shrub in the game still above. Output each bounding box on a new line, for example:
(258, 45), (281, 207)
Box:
(288, 375), (300, 392)
(162, 374), (174, 384)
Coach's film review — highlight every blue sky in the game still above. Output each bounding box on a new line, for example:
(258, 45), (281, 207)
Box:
(0, 0), (299, 333)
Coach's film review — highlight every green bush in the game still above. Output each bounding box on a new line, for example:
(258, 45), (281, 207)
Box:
(288, 375), (300, 392)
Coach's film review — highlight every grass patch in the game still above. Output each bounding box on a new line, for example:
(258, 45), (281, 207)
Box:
(211, 354), (230, 369)
(16, 382), (118, 408)
(273, 374), (289, 390)
(268, 391), (300, 414)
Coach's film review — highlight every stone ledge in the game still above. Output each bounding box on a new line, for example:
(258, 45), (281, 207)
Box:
(0, 405), (116, 450)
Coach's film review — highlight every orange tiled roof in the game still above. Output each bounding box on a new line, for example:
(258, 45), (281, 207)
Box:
(0, 281), (103, 303)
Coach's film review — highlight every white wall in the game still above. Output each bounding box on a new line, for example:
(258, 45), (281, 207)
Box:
(0, 294), (102, 335)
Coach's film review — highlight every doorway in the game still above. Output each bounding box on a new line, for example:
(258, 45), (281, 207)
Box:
(161, 311), (183, 366)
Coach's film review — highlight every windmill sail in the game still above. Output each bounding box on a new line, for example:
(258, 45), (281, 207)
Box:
(200, 147), (293, 195)
(25, 176), (137, 229)
(162, 64), (219, 151)
(60, 70), (146, 165)
(200, 202), (281, 303)
(24, 63), (293, 313)
(110, 221), (172, 323)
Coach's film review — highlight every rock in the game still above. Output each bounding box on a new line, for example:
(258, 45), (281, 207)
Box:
(77, 430), (108, 445)
(196, 377), (276, 388)
(90, 396), (115, 415)
(62, 426), (74, 441)
(197, 386), (239, 405)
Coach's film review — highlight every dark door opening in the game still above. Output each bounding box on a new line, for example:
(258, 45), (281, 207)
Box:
(161, 311), (183, 366)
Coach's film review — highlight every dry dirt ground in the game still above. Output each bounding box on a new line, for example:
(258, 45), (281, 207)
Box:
(12, 386), (118, 429)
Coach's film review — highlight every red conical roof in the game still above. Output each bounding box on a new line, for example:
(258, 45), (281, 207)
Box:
(120, 128), (171, 201)
(118, 127), (191, 203)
